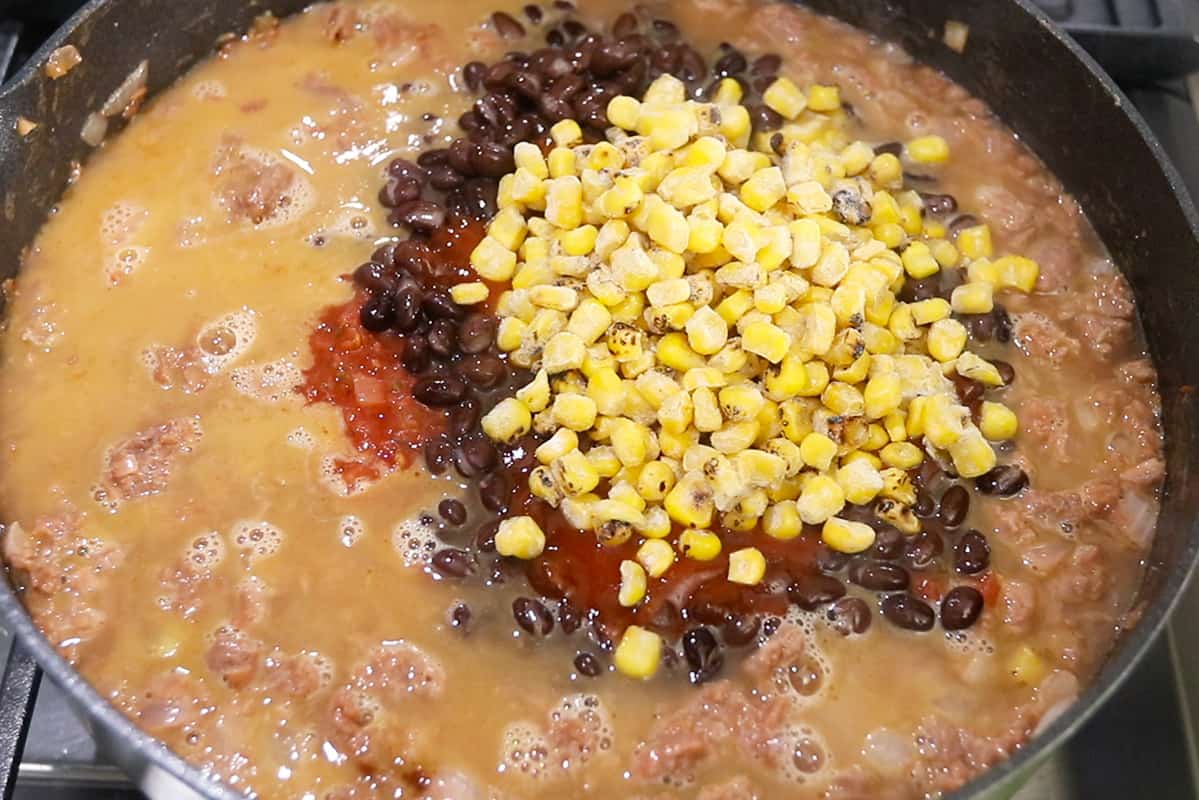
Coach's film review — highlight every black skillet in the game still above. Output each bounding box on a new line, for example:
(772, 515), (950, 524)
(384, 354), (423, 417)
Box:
(0, 1), (1197, 798)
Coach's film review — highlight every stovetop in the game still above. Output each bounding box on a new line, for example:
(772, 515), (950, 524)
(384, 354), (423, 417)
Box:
(1, 0), (1199, 798)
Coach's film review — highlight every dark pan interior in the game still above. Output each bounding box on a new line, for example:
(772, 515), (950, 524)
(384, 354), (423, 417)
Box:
(0, 0), (1197, 798)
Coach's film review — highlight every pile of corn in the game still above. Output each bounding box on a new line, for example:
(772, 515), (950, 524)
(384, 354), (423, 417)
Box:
(465, 72), (1035, 678)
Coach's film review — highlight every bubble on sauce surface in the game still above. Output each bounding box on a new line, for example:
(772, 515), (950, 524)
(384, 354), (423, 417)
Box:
(231, 358), (303, 404)
(231, 520), (284, 564)
(226, 145), (317, 230)
(99, 200), (148, 247)
(338, 515), (365, 547)
(286, 427), (315, 449)
(775, 724), (830, 784)
(548, 693), (614, 769)
(104, 244), (150, 287)
(390, 516), (440, 568)
(499, 723), (551, 781)
(192, 79), (227, 101)
(772, 612), (833, 704)
(185, 531), (226, 572)
(196, 310), (257, 373)
(861, 726), (916, 779)
(942, 629), (995, 656)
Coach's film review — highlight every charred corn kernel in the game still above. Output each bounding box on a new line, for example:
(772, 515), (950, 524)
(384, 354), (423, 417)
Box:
(678, 528), (722, 561)
(470, 235), (517, 281)
(450, 281), (489, 305)
(956, 224), (993, 259)
(636, 538), (675, 578)
(880, 441), (924, 470)
(821, 515), (875, 554)
(863, 372), (902, 419)
(808, 83), (841, 112)
(647, 278), (691, 307)
(742, 321), (791, 363)
(800, 432), (838, 471)
(593, 499), (644, 545)
(927, 318), (968, 362)
(658, 391), (695, 433)
(901, 241), (940, 279)
(637, 460), (677, 501)
(869, 153), (903, 186)
(587, 446), (622, 478)
(741, 167), (787, 212)
(542, 331), (586, 373)
(951, 281), (994, 314)
(515, 368), (550, 412)
(607, 95), (642, 130)
(718, 384), (765, 421)
(665, 473), (715, 527)
(481, 398), (532, 444)
(821, 382), (865, 416)
(994, 255), (1040, 293)
(759, 499), (800, 540)
(536, 428), (579, 464)
(763, 76), (807, 119)
(495, 516), (546, 559)
(711, 420), (760, 454)
(957, 351), (1005, 386)
(836, 458), (885, 504)
(884, 411), (907, 442)
(614, 625), (661, 679)
(638, 505), (673, 539)
(950, 427), (998, 478)
(617, 560), (648, 607)
(931, 239), (959, 268)
(910, 297), (951, 326)
(875, 496), (919, 534)
(657, 331), (706, 371)
(527, 466), (561, 505)
(907, 135), (949, 164)
(549, 118), (582, 147)
(798, 474), (846, 524)
(727, 547), (767, 586)
(606, 322), (644, 361)
(552, 392), (598, 431)
(763, 437), (803, 477)
(554, 449), (601, 496)
(1008, 645), (1048, 686)
(980, 401), (1019, 441)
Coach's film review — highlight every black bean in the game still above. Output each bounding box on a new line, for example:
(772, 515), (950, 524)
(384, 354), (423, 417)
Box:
(462, 178), (499, 220)
(787, 574), (847, 611)
(682, 627), (724, 684)
(612, 11), (639, 38)
(940, 586), (983, 630)
(416, 149), (450, 167)
(455, 437), (498, 476)
(815, 545), (850, 574)
(748, 103), (783, 132)
(920, 192), (958, 216)
(677, 46), (705, 82)
(413, 375), (467, 406)
(721, 614), (760, 646)
(938, 485), (970, 528)
(557, 600), (582, 634)
(968, 313), (997, 342)
(974, 465), (1028, 497)
(953, 374), (985, 408)
(394, 239), (431, 276)
(388, 157), (426, 183)
(552, 0), (573, 8)
(994, 305), (1014, 344)
(881, 593), (936, 631)
(402, 336), (431, 373)
(471, 141), (516, 177)
(994, 359), (1016, 385)
(378, 177), (422, 208)
(714, 50), (747, 78)
(523, 4), (543, 23)
(869, 526), (905, 560)
(513, 597), (554, 636)
(492, 11), (526, 39)
(431, 547), (473, 577)
(354, 261), (391, 293)
(391, 200), (446, 233)
(427, 164), (465, 191)
(450, 602), (472, 630)
(750, 73), (775, 93)
(913, 489), (937, 519)
(438, 498), (468, 526)
(393, 287), (422, 333)
(448, 397), (481, 438)
(427, 319), (458, 359)
(422, 289), (465, 320)
(574, 652), (602, 677)
(652, 19), (678, 37)
(479, 471), (514, 513)
(826, 597), (871, 635)
(562, 19), (587, 38)
(875, 141), (903, 156)
(423, 436), (452, 475)
(770, 132), (785, 155)
(954, 529), (991, 574)
(750, 53), (782, 75)
(463, 61), (488, 91)
(848, 561), (910, 592)
(903, 529), (943, 570)
(475, 519), (500, 552)
(360, 295), (396, 332)
(545, 28), (565, 46)
(458, 314), (496, 354)
(457, 353), (507, 388)
(531, 48), (573, 79)
(949, 213), (981, 233)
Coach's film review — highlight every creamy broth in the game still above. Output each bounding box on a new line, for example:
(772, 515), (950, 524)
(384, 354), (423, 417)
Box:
(0, 1), (1162, 798)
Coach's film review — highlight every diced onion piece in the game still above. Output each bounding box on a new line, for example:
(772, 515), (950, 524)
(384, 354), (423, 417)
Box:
(101, 60), (149, 117)
(944, 20), (970, 53)
(81, 113), (108, 146)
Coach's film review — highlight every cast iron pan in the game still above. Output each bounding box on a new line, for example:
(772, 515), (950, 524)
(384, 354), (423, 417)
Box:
(0, 1), (1197, 798)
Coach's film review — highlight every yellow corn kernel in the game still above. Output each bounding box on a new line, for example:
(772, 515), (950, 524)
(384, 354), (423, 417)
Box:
(637, 460), (677, 502)
(488, 206), (529, 251)
(821, 515), (876, 554)
(994, 255), (1041, 293)
(740, 166), (787, 213)
(549, 118), (583, 147)
(950, 427), (998, 478)
(645, 201), (691, 254)
(799, 432), (838, 471)
(762, 500), (801, 540)
(883, 410), (907, 442)
(862, 372), (901, 420)
(689, 387), (721, 433)
(614, 625), (661, 679)
(678, 528), (722, 561)
(640, 106), (698, 151)
(711, 77), (743, 105)
(657, 391), (694, 434)
(821, 382), (865, 416)
(1008, 645), (1048, 686)
(664, 473), (715, 527)
(763, 437), (803, 476)
(469, 235), (517, 281)
(720, 104), (752, 146)
(551, 392), (598, 431)
(879, 441), (924, 470)
(510, 141), (547, 181)
(728, 547), (767, 586)
(956, 224), (993, 259)
(907, 135), (950, 164)
(587, 141), (623, 172)
(869, 153), (903, 187)
(836, 458), (885, 505)
(863, 422), (889, 451)
(927, 318), (968, 362)
(950, 281), (994, 315)
(922, 395), (967, 449)
(528, 465), (562, 505)
(658, 165), (720, 208)
(931, 239), (959, 268)
(598, 175), (644, 219)
(586, 446), (622, 478)
(555, 225), (596, 257)
(741, 321), (791, 363)
(547, 146), (577, 178)
(542, 331), (586, 373)
(980, 401), (1019, 441)
(513, 368), (549, 412)
(688, 216), (724, 253)
(762, 76), (808, 119)
(840, 141), (875, 175)
(495, 516), (546, 559)
(480, 397), (532, 444)
(808, 83), (841, 112)
(611, 418), (651, 467)
(564, 299), (611, 345)
(967, 258), (999, 285)
(644, 278), (689, 308)
(555, 449), (602, 496)
(449, 281), (489, 305)
(711, 420), (759, 454)
(607, 95), (642, 130)
(585, 367), (624, 416)
(657, 331), (706, 371)
(617, 560), (648, 607)
(636, 538), (675, 578)
(544, 175), (583, 229)
(536, 428), (579, 464)
(909, 297), (951, 325)
(497, 317), (527, 352)
(718, 384), (766, 422)
(901, 241), (940, 279)
(798, 474), (846, 524)
(763, 356), (809, 402)
(637, 505), (673, 539)
(873, 222), (906, 249)
(956, 351), (1005, 386)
